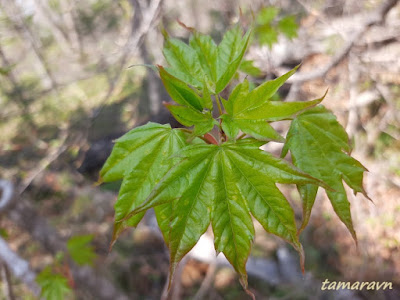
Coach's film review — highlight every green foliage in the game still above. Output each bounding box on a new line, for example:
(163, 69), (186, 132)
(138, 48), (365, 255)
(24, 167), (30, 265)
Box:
(67, 234), (96, 266)
(239, 60), (262, 77)
(163, 24), (251, 93)
(282, 106), (369, 239)
(100, 21), (368, 296)
(0, 228), (9, 238)
(254, 6), (299, 48)
(37, 267), (72, 300)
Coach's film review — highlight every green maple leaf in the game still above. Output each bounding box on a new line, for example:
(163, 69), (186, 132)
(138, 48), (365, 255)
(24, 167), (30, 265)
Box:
(159, 66), (216, 136)
(120, 139), (325, 291)
(215, 25), (252, 93)
(256, 24), (279, 48)
(221, 66), (325, 141)
(256, 7), (280, 25)
(67, 235), (96, 266)
(101, 21), (369, 295)
(37, 267), (72, 300)
(282, 106), (369, 241)
(163, 24), (251, 94)
(239, 60), (262, 77)
(278, 16), (298, 39)
(99, 123), (196, 245)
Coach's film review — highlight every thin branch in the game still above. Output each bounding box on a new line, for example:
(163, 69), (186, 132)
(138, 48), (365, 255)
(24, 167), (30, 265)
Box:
(237, 133), (246, 140)
(0, 237), (40, 296)
(0, 180), (14, 213)
(287, 0), (399, 83)
(88, 0), (163, 124)
(1, 262), (16, 300)
(1, 180), (130, 300)
(161, 256), (189, 300)
(18, 127), (69, 195)
(193, 259), (217, 300)
(0, 0), (58, 90)
(0, 45), (38, 130)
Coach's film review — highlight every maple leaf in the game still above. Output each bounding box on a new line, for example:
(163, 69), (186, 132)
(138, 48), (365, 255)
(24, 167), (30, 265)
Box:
(99, 123), (195, 245)
(221, 66), (325, 141)
(121, 139), (325, 291)
(282, 106), (369, 240)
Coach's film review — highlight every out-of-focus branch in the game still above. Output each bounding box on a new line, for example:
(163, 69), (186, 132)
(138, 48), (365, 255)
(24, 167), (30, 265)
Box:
(0, 237), (40, 297)
(0, 180), (130, 300)
(131, 0), (163, 116)
(18, 126), (69, 195)
(287, 0), (399, 83)
(161, 255), (188, 300)
(193, 259), (217, 300)
(33, 0), (76, 55)
(0, 0), (58, 90)
(0, 180), (14, 213)
(1, 262), (16, 300)
(89, 0), (163, 123)
(0, 45), (38, 130)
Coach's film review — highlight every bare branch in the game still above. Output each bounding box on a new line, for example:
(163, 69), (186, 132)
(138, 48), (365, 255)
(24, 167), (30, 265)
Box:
(18, 127), (69, 195)
(0, 0), (58, 90)
(193, 259), (217, 300)
(1, 263), (16, 300)
(89, 0), (163, 123)
(0, 237), (40, 296)
(0, 180), (14, 213)
(7, 196), (129, 300)
(287, 0), (399, 83)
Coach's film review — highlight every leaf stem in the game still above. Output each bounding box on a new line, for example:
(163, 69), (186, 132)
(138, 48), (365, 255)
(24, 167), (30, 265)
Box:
(237, 133), (246, 140)
(215, 95), (226, 143)
(179, 128), (193, 134)
(215, 94), (223, 116)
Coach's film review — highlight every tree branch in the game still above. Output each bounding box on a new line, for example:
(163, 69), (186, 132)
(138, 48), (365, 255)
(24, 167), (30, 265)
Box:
(0, 237), (40, 297)
(287, 0), (399, 83)
(1, 180), (130, 300)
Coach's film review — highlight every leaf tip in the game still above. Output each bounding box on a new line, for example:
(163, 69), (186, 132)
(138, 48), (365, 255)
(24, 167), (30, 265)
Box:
(239, 275), (255, 300)
(109, 223), (124, 252)
(176, 19), (194, 32)
(94, 177), (103, 186)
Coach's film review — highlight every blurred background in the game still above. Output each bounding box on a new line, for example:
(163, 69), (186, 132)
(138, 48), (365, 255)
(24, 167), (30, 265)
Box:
(0, 0), (399, 299)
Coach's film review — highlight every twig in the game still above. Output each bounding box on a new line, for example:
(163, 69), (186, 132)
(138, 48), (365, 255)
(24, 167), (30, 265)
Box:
(346, 52), (361, 138)
(88, 0), (163, 124)
(18, 126), (69, 195)
(0, 237), (40, 297)
(1, 262), (16, 300)
(193, 259), (217, 300)
(0, 45), (38, 130)
(287, 0), (399, 83)
(0, 180), (14, 213)
(0, 0), (58, 90)
(1, 180), (130, 300)
(161, 256), (189, 300)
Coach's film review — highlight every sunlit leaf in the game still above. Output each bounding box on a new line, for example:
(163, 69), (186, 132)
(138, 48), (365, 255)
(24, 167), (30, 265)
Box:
(282, 106), (369, 239)
(189, 32), (217, 87)
(165, 103), (215, 136)
(123, 140), (324, 290)
(216, 26), (252, 93)
(221, 66), (324, 141)
(100, 123), (193, 245)
(163, 38), (205, 88)
(159, 66), (203, 111)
